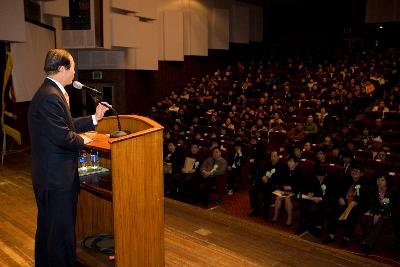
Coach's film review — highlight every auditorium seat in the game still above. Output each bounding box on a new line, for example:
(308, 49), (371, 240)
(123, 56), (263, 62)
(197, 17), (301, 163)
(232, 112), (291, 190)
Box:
(198, 117), (208, 126)
(364, 159), (393, 175)
(319, 163), (345, 182)
(383, 112), (400, 120)
(220, 140), (233, 152)
(389, 142), (400, 154)
(268, 131), (287, 150)
(363, 168), (375, 184)
(383, 121), (400, 131)
(353, 149), (373, 160)
(300, 108), (316, 117)
(388, 172), (400, 192)
(364, 111), (381, 120)
(351, 119), (370, 130)
(353, 156), (366, 170)
(301, 151), (315, 161)
(392, 163), (400, 173)
(386, 152), (400, 163)
(198, 138), (210, 149)
(298, 159), (316, 182)
(286, 115), (305, 124)
(382, 130), (400, 143)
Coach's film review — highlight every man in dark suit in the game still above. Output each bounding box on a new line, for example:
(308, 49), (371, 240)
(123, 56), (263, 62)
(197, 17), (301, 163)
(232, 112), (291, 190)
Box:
(28, 49), (109, 267)
(323, 165), (369, 247)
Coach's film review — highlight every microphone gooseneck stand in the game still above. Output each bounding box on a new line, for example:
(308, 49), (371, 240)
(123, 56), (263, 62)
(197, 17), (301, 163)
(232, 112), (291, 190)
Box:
(89, 92), (130, 138)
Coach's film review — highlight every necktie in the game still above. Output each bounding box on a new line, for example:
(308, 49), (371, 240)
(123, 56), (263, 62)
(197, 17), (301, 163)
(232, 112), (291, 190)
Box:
(63, 91), (70, 108)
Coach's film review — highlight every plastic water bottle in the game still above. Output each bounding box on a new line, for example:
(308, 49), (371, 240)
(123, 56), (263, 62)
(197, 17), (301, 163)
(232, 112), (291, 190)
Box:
(79, 150), (88, 173)
(90, 150), (99, 170)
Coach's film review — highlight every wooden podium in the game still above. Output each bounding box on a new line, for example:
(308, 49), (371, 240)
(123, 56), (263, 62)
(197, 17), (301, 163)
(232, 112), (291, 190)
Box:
(75, 115), (164, 266)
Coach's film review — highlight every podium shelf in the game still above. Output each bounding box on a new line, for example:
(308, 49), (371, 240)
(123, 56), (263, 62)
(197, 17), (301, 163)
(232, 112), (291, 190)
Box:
(80, 172), (112, 201)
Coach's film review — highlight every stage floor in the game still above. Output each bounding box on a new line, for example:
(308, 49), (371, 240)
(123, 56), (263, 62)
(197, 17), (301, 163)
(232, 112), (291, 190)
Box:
(0, 153), (388, 266)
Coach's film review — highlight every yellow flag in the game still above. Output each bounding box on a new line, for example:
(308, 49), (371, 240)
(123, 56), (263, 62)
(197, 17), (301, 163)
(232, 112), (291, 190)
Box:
(2, 52), (21, 145)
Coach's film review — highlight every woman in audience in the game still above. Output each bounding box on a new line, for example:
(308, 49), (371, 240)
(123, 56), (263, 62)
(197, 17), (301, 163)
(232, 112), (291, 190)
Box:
(374, 150), (387, 161)
(269, 112), (284, 128)
(360, 175), (398, 255)
(272, 156), (302, 226)
(316, 107), (329, 132)
(222, 117), (235, 130)
(358, 127), (373, 148)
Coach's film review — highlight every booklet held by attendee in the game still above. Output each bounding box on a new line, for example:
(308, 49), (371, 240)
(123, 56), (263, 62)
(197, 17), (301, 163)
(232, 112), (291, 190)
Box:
(272, 190), (293, 198)
(182, 157), (196, 173)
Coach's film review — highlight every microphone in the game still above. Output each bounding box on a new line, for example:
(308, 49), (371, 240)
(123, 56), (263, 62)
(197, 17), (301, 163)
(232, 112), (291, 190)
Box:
(99, 102), (130, 138)
(73, 81), (129, 138)
(73, 81), (102, 95)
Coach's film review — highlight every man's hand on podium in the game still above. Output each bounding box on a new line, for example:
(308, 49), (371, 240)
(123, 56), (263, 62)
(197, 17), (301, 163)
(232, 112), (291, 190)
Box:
(95, 102), (112, 122)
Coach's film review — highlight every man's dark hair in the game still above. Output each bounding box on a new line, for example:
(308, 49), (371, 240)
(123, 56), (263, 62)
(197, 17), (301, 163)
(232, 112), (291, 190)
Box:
(44, 49), (72, 75)
(287, 155), (299, 163)
(315, 168), (327, 177)
(191, 142), (199, 148)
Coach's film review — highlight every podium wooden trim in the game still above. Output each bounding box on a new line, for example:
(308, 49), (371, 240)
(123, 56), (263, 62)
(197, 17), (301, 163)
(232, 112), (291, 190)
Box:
(76, 115), (164, 266)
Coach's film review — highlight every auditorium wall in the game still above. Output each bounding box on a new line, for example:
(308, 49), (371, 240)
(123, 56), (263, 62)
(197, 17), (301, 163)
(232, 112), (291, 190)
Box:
(70, 0), (264, 115)
(0, 0), (263, 145)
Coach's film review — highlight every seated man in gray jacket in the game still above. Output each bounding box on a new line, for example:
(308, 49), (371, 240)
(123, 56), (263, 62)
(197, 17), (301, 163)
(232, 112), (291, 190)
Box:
(199, 147), (228, 206)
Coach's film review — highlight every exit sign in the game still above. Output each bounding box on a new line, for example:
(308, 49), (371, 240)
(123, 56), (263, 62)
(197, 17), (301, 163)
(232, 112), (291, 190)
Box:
(92, 71), (103, 80)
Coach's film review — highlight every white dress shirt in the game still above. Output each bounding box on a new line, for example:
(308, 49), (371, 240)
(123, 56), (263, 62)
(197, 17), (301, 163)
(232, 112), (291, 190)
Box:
(46, 77), (97, 125)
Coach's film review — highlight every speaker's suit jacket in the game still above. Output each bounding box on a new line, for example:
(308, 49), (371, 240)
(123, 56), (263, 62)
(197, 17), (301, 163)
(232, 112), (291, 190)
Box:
(28, 78), (95, 191)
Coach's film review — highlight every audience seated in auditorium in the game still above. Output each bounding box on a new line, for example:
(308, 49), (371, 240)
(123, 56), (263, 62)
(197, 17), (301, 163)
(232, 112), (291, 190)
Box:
(149, 48), (400, 255)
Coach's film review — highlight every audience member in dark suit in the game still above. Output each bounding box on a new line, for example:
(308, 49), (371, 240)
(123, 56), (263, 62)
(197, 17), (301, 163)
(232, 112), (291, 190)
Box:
(249, 151), (284, 220)
(360, 175), (398, 255)
(342, 150), (353, 177)
(226, 141), (246, 195)
(177, 143), (204, 202)
(324, 165), (369, 247)
(296, 169), (334, 237)
(272, 156), (302, 226)
(28, 49), (109, 267)
(164, 141), (185, 198)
